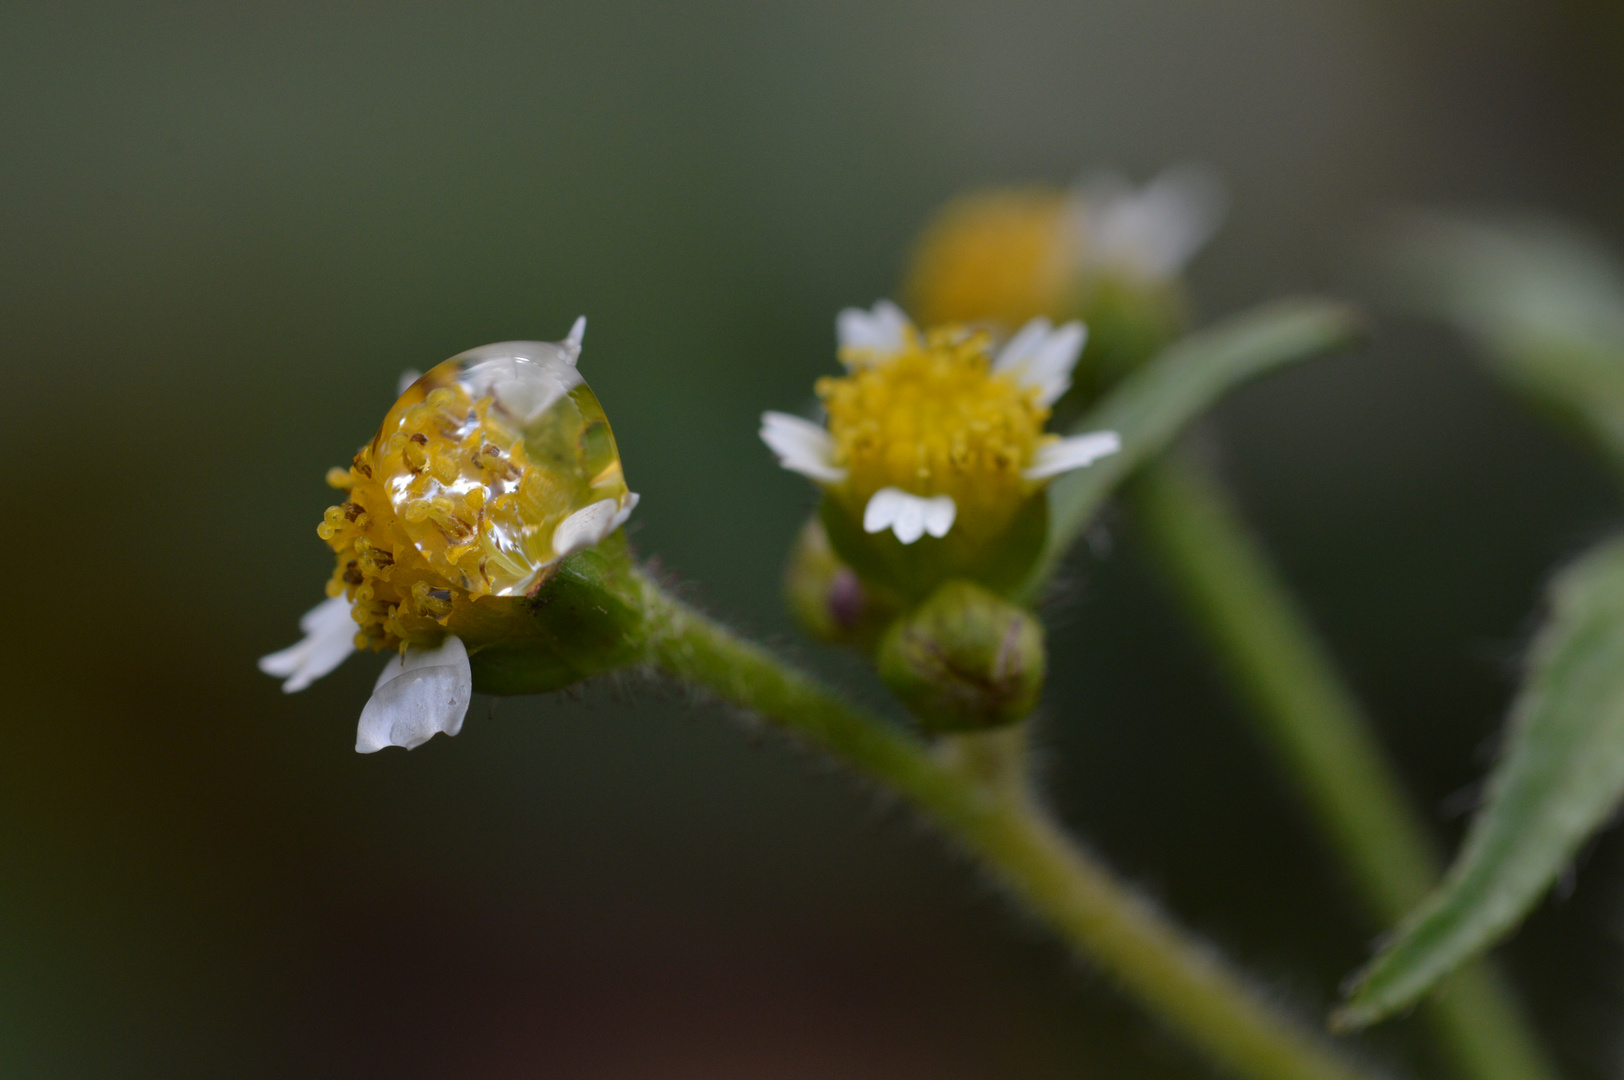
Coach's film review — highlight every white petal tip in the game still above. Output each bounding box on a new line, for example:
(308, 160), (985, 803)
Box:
(1025, 431), (1122, 480)
(355, 637), (472, 753)
(260, 594), (358, 693)
(560, 316), (587, 364)
(759, 411), (846, 483)
(1078, 165), (1228, 278)
(862, 488), (956, 544)
(994, 319), (1088, 407)
(551, 496), (634, 559)
(836, 299), (915, 365)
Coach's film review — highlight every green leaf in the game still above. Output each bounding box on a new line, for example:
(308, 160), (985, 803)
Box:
(1016, 298), (1362, 602)
(1336, 536), (1624, 1028)
(1384, 213), (1624, 476)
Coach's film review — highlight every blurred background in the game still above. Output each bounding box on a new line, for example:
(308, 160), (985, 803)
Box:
(4, 2), (1624, 1076)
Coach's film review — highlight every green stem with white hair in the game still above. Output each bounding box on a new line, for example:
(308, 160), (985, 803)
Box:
(631, 568), (1382, 1080)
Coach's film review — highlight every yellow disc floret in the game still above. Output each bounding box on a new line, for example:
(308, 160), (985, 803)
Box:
(317, 454), (475, 652)
(904, 188), (1072, 329)
(818, 327), (1054, 546)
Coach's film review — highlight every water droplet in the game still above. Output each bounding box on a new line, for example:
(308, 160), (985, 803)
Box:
(370, 340), (631, 597)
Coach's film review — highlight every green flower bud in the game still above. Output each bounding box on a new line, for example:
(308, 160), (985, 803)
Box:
(784, 518), (902, 650)
(877, 579), (1046, 733)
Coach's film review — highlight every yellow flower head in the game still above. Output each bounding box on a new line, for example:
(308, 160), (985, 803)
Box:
(320, 327), (635, 653)
(261, 319), (640, 753)
(904, 167), (1225, 332)
(762, 302), (1118, 595)
(819, 322), (1047, 547)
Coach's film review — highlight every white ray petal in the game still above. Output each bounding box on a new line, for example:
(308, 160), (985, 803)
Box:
(608, 492), (639, 533)
(259, 594), (358, 693)
(396, 368), (422, 396)
(836, 300), (914, 366)
(1078, 166), (1226, 279)
(552, 493), (639, 559)
(561, 315), (586, 365)
(993, 318), (1088, 407)
(920, 495), (957, 539)
(862, 487), (956, 545)
(356, 636), (473, 753)
(1024, 431), (1122, 481)
(991, 318), (1053, 373)
(760, 411), (846, 483)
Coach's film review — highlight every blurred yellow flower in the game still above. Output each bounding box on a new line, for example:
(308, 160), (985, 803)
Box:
(905, 188), (1074, 330)
(906, 166), (1225, 332)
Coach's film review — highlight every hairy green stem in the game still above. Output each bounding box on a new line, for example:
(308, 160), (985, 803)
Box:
(1126, 453), (1556, 1080)
(638, 573), (1380, 1080)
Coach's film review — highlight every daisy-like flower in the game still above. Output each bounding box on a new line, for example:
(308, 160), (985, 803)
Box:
(761, 302), (1119, 596)
(260, 318), (640, 752)
(904, 166), (1226, 331)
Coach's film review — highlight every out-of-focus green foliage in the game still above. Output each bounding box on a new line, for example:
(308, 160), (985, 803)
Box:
(1020, 298), (1362, 601)
(1333, 215), (1624, 1026)
(1339, 537), (1624, 1027)
(1384, 213), (1624, 475)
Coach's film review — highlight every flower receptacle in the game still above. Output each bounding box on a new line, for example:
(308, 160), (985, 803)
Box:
(877, 579), (1046, 733)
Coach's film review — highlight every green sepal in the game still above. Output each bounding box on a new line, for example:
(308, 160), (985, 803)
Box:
(466, 531), (648, 695)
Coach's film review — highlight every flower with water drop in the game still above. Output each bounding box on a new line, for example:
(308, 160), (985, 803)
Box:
(904, 167), (1226, 405)
(761, 302), (1118, 598)
(260, 318), (640, 752)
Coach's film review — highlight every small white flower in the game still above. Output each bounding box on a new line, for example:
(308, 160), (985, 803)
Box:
(836, 299), (915, 366)
(356, 635), (473, 753)
(992, 317), (1088, 408)
(863, 488), (957, 545)
(1069, 166), (1226, 281)
(759, 411), (846, 483)
(1024, 431), (1122, 480)
(552, 492), (641, 558)
(258, 594), (358, 693)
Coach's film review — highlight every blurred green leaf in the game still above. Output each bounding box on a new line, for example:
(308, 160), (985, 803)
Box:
(1017, 298), (1362, 602)
(1336, 536), (1624, 1028)
(1384, 212), (1624, 476)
